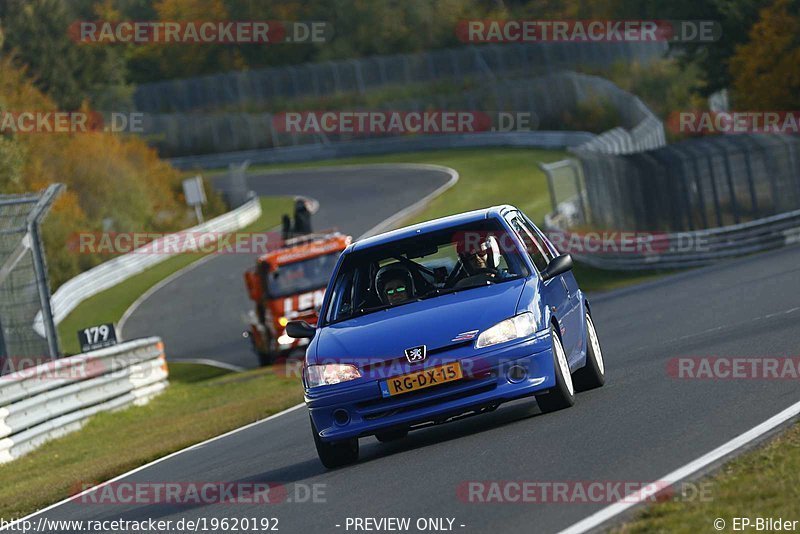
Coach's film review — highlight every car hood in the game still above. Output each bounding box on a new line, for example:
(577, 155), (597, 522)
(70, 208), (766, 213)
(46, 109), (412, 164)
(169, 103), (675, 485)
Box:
(313, 278), (526, 364)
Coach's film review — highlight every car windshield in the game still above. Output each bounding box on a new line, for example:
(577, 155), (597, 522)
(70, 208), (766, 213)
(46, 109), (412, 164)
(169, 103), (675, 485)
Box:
(266, 252), (341, 298)
(323, 219), (529, 324)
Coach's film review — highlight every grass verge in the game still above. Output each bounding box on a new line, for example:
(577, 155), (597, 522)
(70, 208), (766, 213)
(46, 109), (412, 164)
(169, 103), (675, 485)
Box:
(616, 421), (800, 533)
(57, 196), (294, 354)
(0, 363), (304, 521)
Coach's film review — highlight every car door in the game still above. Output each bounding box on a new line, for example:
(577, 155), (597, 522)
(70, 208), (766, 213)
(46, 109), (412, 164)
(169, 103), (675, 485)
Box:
(505, 212), (580, 361)
(527, 216), (585, 357)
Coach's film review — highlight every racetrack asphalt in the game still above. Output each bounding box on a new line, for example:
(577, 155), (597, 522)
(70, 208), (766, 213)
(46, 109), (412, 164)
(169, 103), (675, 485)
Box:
(123, 165), (454, 369)
(30, 165), (800, 533)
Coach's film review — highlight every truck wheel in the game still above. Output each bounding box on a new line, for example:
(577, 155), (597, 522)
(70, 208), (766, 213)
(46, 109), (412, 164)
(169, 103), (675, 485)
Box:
(257, 349), (276, 366)
(311, 416), (358, 468)
(254, 331), (276, 366)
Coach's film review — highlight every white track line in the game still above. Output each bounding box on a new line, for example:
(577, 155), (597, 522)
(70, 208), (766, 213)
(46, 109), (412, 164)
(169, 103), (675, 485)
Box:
(0, 403), (305, 530)
(3, 164), (459, 528)
(557, 399), (800, 534)
(356, 164), (459, 239)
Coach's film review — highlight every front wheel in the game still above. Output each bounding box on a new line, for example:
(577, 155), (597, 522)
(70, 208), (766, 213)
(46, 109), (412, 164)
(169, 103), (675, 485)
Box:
(535, 326), (575, 413)
(310, 416), (359, 468)
(573, 313), (605, 391)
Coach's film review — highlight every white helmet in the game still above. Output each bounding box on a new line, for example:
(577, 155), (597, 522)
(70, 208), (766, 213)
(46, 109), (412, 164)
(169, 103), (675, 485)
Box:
(457, 234), (500, 273)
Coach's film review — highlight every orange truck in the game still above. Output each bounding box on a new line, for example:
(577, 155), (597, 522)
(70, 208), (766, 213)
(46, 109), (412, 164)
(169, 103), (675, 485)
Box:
(243, 231), (351, 365)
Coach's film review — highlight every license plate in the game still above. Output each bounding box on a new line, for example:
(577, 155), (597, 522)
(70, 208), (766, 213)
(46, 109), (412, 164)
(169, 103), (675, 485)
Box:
(382, 362), (463, 397)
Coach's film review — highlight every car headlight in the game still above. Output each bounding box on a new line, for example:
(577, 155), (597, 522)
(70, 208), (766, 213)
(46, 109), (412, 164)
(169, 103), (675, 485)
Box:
(305, 364), (361, 387)
(475, 312), (537, 349)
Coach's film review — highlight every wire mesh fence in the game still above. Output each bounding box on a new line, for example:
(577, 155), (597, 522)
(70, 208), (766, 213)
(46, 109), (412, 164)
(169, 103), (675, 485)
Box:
(141, 70), (665, 157)
(132, 42), (668, 114)
(0, 185), (63, 375)
(571, 134), (800, 231)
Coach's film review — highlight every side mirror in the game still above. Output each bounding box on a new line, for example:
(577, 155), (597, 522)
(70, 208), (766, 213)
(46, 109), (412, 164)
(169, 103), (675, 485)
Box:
(286, 320), (316, 339)
(540, 254), (573, 282)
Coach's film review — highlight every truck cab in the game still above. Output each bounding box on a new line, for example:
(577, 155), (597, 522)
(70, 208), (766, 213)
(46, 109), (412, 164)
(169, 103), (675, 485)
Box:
(244, 232), (351, 365)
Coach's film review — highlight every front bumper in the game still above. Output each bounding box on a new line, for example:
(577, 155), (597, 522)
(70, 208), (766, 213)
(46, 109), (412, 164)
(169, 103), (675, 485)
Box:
(306, 332), (556, 441)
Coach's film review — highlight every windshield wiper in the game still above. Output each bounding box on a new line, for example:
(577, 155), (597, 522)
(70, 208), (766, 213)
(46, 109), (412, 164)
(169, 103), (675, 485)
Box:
(342, 301), (401, 321)
(356, 303), (394, 315)
(419, 281), (491, 300)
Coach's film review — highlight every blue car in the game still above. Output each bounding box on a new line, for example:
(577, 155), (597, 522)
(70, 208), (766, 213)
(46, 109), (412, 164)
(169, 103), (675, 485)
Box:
(287, 205), (605, 467)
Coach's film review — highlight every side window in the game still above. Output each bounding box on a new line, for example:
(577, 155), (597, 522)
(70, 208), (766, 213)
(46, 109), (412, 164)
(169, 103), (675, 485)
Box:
(508, 215), (549, 273)
(519, 217), (555, 262)
(326, 268), (354, 323)
(521, 212), (559, 258)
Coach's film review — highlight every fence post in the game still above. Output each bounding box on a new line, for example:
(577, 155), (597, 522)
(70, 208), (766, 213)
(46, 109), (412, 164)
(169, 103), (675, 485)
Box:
(27, 184), (65, 361)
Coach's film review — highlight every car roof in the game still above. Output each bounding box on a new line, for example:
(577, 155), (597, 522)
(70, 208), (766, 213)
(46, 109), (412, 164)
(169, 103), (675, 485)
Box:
(351, 205), (517, 252)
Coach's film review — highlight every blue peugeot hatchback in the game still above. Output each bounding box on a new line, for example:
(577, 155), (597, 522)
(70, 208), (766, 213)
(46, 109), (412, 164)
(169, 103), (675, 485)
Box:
(287, 205), (605, 467)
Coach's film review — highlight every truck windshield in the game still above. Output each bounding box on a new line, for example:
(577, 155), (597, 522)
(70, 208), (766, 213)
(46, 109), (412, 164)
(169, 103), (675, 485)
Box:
(266, 252), (341, 298)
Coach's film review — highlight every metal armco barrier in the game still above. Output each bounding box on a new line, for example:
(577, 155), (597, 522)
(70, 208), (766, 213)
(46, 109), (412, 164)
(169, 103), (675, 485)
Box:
(0, 337), (168, 463)
(34, 196), (262, 336)
(544, 207), (800, 270)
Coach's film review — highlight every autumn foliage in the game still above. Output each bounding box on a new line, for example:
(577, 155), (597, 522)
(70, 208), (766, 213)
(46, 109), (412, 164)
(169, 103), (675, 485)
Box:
(730, 0), (800, 110)
(0, 56), (221, 288)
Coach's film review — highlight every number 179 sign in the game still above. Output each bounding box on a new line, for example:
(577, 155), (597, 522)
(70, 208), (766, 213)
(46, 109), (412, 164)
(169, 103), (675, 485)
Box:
(77, 323), (118, 352)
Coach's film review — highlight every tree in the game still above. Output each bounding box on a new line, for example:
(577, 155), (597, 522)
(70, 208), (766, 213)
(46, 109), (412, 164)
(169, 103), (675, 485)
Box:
(125, 0), (244, 83)
(729, 0), (800, 109)
(0, 0), (127, 110)
(584, 0), (771, 96)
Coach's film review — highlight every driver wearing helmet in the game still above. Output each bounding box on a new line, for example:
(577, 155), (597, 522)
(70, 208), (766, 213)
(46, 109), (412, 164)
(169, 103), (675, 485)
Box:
(454, 234), (506, 288)
(375, 263), (416, 305)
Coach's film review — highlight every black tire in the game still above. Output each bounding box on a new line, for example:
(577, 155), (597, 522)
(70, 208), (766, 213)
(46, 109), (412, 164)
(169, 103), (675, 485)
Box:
(573, 313), (606, 391)
(257, 349), (276, 366)
(311, 416), (359, 468)
(375, 429), (408, 443)
(254, 331), (276, 366)
(535, 326), (576, 413)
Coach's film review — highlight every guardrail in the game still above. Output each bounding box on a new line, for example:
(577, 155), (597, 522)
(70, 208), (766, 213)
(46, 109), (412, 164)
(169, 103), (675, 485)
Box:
(34, 196), (262, 336)
(0, 337), (167, 463)
(544, 207), (800, 270)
